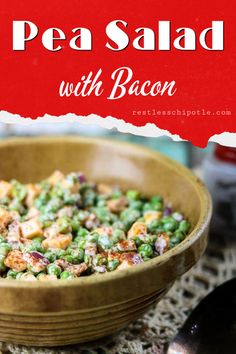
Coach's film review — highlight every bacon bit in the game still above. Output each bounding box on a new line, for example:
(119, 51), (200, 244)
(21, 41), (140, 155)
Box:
(55, 259), (71, 270)
(85, 213), (99, 230)
(0, 208), (12, 232)
(9, 211), (21, 222)
(128, 222), (147, 239)
(68, 262), (88, 277)
(61, 179), (80, 194)
(20, 218), (43, 239)
(94, 265), (106, 273)
(57, 206), (73, 218)
(44, 223), (59, 239)
(38, 274), (58, 281)
(20, 272), (37, 281)
(155, 233), (170, 255)
(94, 227), (113, 237)
(42, 234), (72, 250)
(23, 252), (49, 273)
(85, 243), (97, 256)
(144, 211), (162, 224)
(4, 250), (27, 272)
(97, 183), (113, 195)
(117, 239), (137, 252)
(117, 252), (143, 270)
(0, 181), (12, 199)
(25, 184), (40, 208)
(6, 221), (21, 244)
(107, 197), (128, 213)
(25, 207), (40, 220)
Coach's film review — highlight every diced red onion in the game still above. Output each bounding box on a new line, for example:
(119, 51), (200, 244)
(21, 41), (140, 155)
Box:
(172, 212), (184, 222)
(30, 251), (50, 264)
(94, 265), (106, 273)
(132, 254), (143, 264)
(77, 173), (86, 184)
(164, 207), (172, 216)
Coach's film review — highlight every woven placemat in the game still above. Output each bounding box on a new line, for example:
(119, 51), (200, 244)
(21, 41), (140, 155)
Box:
(1, 236), (235, 354)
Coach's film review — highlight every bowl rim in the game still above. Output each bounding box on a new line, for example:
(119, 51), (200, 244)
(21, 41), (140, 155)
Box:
(0, 136), (212, 289)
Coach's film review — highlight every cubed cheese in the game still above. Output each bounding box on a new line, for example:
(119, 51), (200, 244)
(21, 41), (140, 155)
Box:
(48, 170), (64, 185)
(42, 234), (72, 250)
(4, 250), (27, 272)
(25, 184), (40, 207)
(128, 222), (147, 238)
(144, 211), (162, 224)
(0, 181), (12, 199)
(20, 218), (43, 239)
(0, 208), (12, 231)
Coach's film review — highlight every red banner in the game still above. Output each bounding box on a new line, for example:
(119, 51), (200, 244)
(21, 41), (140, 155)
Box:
(0, 0), (235, 147)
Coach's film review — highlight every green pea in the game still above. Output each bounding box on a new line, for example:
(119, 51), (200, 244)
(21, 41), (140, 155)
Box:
(129, 200), (143, 211)
(0, 255), (6, 272)
(64, 255), (73, 263)
(0, 236), (5, 243)
(6, 269), (19, 279)
(94, 207), (112, 224)
(82, 190), (96, 207)
(98, 235), (112, 251)
(174, 230), (185, 241)
(76, 239), (87, 249)
(39, 212), (55, 224)
(112, 229), (125, 243)
(56, 249), (66, 259)
(111, 190), (122, 199)
(9, 199), (26, 214)
(34, 192), (50, 209)
(70, 249), (84, 263)
(107, 259), (119, 271)
(71, 216), (81, 232)
(22, 241), (43, 254)
(150, 195), (163, 204)
(133, 236), (144, 247)
(11, 180), (27, 201)
(0, 243), (12, 256)
(138, 244), (154, 259)
(120, 209), (140, 229)
(44, 198), (62, 213)
(16, 272), (24, 279)
(0, 197), (10, 205)
(57, 216), (71, 233)
(178, 220), (191, 234)
(97, 199), (106, 207)
(162, 217), (178, 232)
(77, 227), (89, 238)
(66, 192), (81, 205)
(44, 251), (57, 263)
(33, 237), (44, 243)
(60, 270), (75, 279)
(147, 219), (163, 233)
(170, 235), (182, 248)
(145, 235), (157, 246)
(77, 211), (90, 223)
(47, 264), (62, 277)
(126, 190), (140, 201)
(142, 203), (152, 212)
(112, 221), (125, 230)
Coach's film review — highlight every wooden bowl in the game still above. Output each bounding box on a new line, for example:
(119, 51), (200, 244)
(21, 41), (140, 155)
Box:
(0, 137), (212, 346)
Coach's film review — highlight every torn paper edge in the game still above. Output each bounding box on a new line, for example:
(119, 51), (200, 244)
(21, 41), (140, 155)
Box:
(0, 110), (235, 147)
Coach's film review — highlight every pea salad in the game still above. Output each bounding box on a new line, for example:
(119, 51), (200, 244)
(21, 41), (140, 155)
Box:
(0, 171), (190, 281)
